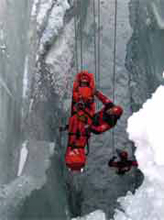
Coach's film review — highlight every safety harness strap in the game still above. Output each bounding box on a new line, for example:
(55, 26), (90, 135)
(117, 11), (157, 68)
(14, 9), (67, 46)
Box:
(68, 144), (84, 149)
(68, 132), (90, 137)
(68, 142), (90, 156)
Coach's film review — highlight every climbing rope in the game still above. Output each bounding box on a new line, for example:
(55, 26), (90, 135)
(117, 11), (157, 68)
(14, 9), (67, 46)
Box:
(93, 0), (97, 82)
(72, 0), (118, 156)
(74, 0), (79, 73)
(97, 0), (101, 89)
(93, 0), (102, 109)
(97, 0), (101, 108)
(74, 0), (101, 80)
(112, 0), (118, 155)
(80, 0), (83, 70)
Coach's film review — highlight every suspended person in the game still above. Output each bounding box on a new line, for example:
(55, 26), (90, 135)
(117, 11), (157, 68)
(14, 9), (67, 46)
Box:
(60, 71), (95, 132)
(108, 150), (138, 175)
(60, 71), (96, 171)
(86, 90), (123, 134)
(71, 71), (95, 117)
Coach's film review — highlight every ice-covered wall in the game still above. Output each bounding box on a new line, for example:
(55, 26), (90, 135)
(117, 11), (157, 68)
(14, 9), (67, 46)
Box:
(27, 0), (73, 140)
(126, 0), (164, 112)
(23, 0), (164, 219)
(112, 86), (164, 220)
(110, 0), (164, 219)
(0, 0), (31, 184)
(0, 1), (71, 219)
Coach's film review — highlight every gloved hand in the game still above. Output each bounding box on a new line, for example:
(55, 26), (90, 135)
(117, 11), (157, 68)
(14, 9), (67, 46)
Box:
(108, 160), (113, 166)
(93, 88), (98, 96)
(108, 156), (117, 167)
(85, 124), (91, 135)
(59, 125), (68, 132)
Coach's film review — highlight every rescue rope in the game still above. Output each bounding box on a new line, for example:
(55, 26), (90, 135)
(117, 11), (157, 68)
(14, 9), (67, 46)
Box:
(80, 0), (83, 70)
(97, 0), (101, 108)
(74, 0), (79, 73)
(93, 0), (97, 82)
(97, 0), (101, 89)
(93, 0), (102, 109)
(112, 0), (118, 155)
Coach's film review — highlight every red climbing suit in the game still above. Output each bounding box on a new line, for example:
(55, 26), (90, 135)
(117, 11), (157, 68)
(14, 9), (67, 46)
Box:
(65, 71), (95, 171)
(71, 70), (95, 117)
(90, 90), (123, 134)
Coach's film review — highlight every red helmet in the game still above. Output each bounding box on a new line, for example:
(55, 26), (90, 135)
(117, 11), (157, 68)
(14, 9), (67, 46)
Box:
(120, 151), (128, 159)
(111, 106), (123, 116)
(79, 71), (90, 82)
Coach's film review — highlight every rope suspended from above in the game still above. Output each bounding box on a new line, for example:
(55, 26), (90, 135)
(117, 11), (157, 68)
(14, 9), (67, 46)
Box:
(74, 0), (79, 73)
(74, 0), (101, 79)
(80, 0), (83, 70)
(112, 0), (118, 155)
(93, 0), (101, 90)
(97, 0), (101, 89)
(73, 1), (118, 155)
(93, 0), (97, 82)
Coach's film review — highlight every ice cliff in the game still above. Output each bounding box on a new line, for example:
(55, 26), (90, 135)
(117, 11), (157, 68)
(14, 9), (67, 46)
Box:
(0, 0), (164, 219)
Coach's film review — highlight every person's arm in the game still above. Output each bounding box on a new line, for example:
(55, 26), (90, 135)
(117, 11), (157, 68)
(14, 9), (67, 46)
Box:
(131, 160), (138, 167)
(95, 90), (114, 106)
(90, 123), (112, 134)
(108, 156), (118, 167)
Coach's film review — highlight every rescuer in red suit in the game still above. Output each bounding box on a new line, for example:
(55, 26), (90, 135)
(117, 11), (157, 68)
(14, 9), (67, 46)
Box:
(108, 150), (138, 175)
(87, 90), (123, 134)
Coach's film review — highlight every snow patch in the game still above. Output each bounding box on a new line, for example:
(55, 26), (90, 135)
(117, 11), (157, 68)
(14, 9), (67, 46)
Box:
(72, 210), (106, 220)
(0, 75), (13, 98)
(23, 56), (29, 98)
(49, 142), (55, 155)
(36, 0), (54, 29)
(45, 20), (74, 100)
(31, 0), (40, 17)
(17, 140), (29, 177)
(151, 2), (164, 30)
(29, 98), (34, 113)
(128, 86), (164, 169)
(38, 0), (70, 54)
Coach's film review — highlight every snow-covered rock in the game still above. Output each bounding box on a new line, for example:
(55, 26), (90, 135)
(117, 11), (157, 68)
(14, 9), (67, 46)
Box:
(72, 210), (106, 220)
(113, 86), (164, 220)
